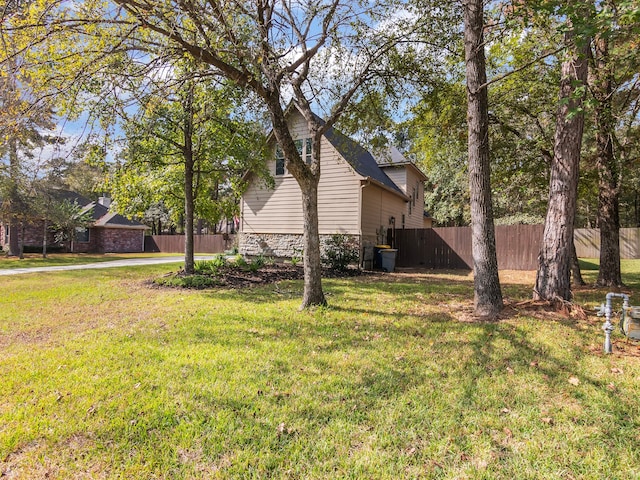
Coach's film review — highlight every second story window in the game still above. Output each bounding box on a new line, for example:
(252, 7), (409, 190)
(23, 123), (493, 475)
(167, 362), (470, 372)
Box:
(305, 138), (313, 164)
(295, 138), (313, 165)
(276, 138), (313, 175)
(275, 147), (285, 176)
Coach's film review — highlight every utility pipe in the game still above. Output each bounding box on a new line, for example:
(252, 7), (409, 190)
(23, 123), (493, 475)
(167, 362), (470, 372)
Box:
(599, 292), (629, 354)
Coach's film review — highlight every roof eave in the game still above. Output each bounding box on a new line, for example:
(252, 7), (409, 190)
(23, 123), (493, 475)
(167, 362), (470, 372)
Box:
(361, 178), (410, 201)
(379, 162), (428, 181)
(92, 224), (148, 230)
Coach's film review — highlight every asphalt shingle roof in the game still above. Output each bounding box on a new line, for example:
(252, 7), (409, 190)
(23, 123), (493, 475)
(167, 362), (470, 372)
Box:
(53, 189), (147, 229)
(311, 114), (406, 198)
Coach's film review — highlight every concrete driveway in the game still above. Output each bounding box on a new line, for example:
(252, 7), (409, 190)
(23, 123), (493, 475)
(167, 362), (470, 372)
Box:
(0, 255), (219, 276)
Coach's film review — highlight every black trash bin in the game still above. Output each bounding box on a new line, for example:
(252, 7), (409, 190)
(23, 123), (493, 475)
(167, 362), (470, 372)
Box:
(373, 245), (390, 270)
(379, 248), (398, 272)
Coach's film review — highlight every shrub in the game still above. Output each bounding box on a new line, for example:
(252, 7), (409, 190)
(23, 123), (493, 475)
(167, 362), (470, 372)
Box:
(321, 234), (359, 271)
(234, 254), (248, 268)
(194, 255), (227, 275)
(290, 248), (303, 266)
(247, 255), (265, 272)
(154, 274), (219, 289)
(232, 254), (263, 272)
(194, 260), (214, 275)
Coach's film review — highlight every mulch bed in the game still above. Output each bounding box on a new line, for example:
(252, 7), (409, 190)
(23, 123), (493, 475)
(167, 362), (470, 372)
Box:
(160, 263), (368, 289)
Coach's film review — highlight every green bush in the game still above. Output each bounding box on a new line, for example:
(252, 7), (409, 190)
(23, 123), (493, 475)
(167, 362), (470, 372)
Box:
(234, 254), (248, 268)
(232, 254), (263, 272)
(247, 255), (265, 272)
(290, 248), (303, 266)
(321, 233), (359, 271)
(194, 255), (227, 275)
(154, 274), (219, 289)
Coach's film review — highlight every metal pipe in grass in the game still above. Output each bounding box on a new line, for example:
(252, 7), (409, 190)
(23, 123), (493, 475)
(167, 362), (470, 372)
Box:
(596, 292), (630, 354)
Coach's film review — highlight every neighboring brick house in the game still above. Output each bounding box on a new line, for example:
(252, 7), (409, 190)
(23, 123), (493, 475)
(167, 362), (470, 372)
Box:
(239, 104), (432, 260)
(1, 190), (148, 254)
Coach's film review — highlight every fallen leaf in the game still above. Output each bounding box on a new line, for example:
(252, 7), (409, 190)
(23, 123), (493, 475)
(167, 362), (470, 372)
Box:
(530, 361), (539, 368)
(607, 383), (616, 391)
(503, 427), (513, 438)
(541, 417), (554, 425)
(568, 376), (580, 386)
(506, 367), (514, 374)
(500, 408), (511, 415)
(276, 422), (293, 435)
(611, 367), (624, 375)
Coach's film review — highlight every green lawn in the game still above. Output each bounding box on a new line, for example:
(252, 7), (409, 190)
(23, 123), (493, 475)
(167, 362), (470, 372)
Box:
(0, 253), (185, 269)
(1, 262), (639, 479)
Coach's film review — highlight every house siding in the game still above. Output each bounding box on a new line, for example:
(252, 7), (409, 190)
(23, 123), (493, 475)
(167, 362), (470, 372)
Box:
(383, 168), (407, 194)
(360, 184), (407, 246)
(378, 165), (426, 230)
(241, 109), (361, 236)
(404, 167), (427, 229)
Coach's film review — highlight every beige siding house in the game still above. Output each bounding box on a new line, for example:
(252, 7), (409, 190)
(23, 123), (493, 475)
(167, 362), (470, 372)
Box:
(239, 105), (431, 261)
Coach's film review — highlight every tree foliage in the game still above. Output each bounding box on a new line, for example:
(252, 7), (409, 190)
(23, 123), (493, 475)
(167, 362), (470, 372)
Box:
(7, 0), (434, 307)
(108, 69), (269, 273)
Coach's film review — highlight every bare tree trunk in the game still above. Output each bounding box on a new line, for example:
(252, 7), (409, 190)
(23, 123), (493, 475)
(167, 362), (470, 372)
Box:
(266, 95), (326, 308)
(534, 30), (589, 302)
(19, 221), (24, 259)
(8, 222), (19, 257)
(301, 179), (326, 308)
(570, 238), (585, 286)
(184, 160), (195, 275)
(591, 35), (623, 287)
(7, 138), (21, 257)
(183, 83), (195, 275)
(464, 0), (502, 317)
(42, 219), (48, 258)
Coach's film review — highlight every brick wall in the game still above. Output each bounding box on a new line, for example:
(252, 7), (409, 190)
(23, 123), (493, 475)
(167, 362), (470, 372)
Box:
(96, 228), (144, 253)
(1, 221), (62, 251)
(1, 222), (145, 253)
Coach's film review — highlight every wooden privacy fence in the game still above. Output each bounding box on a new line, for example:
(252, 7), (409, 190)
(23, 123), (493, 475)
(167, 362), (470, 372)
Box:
(145, 234), (235, 254)
(393, 226), (640, 270)
(574, 228), (640, 259)
(392, 225), (544, 270)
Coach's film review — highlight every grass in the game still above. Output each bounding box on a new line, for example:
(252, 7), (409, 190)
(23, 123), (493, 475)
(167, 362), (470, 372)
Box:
(1, 261), (640, 478)
(0, 252), (187, 269)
